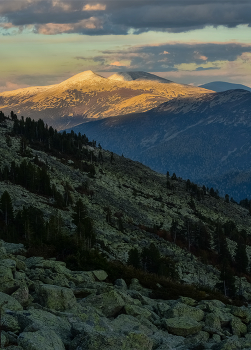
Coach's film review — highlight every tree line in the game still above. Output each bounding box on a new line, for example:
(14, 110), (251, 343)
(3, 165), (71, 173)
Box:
(0, 191), (95, 262)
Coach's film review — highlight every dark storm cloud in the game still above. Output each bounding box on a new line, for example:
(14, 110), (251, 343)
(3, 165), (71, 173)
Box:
(76, 42), (251, 71)
(0, 0), (251, 35)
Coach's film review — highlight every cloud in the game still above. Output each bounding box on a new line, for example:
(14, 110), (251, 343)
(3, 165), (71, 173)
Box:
(0, 0), (251, 35)
(110, 61), (127, 67)
(83, 4), (106, 11)
(195, 66), (220, 71)
(85, 42), (251, 72)
(0, 81), (30, 93)
(194, 52), (208, 61)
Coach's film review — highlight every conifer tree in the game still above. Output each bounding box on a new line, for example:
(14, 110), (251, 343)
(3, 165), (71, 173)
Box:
(64, 182), (73, 207)
(127, 248), (140, 269)
(0, 191), (14, 225)
(141, 243), (160, 273)
(219, 258), (236, 297)
(118, 216), (124, 232)
(105, 207), (112, 224)
(73, 199), (87, 227)
(73, 199), (95, 250)
(46, 211), (63, 241)
(170, 220), (178, 243)
(235, 237), (248, 275)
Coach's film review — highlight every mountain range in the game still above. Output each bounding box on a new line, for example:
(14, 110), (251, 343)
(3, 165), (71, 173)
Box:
(2, 114), (251, 349)
(1, 70), (251, 200)
(68, 88), (251, 200)
(200, 81), (251, 93)
(0, 71), (211, 130)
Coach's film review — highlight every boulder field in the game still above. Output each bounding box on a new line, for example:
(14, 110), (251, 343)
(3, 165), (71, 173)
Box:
(1, 240), (251, 350)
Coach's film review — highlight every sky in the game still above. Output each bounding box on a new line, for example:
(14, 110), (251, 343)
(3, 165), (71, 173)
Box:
(0, 0), (251, 92)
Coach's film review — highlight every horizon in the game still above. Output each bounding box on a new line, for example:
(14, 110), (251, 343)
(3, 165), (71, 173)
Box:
(1, 69), (251, 94)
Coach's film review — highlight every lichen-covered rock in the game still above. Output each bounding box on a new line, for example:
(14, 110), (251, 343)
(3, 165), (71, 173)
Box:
(68, 271), (95, 285)
(18, 329), (65, 350)
(166, 302), (204, 321)
(205, 312), (222, 330)
(184, 330), (209, 347)
(114, 278), (127, 291)
(2, 312), (21, 333)
(231, 305), (251, 323)
(111, 314), (154, 336)
(129, 278), (143, 291)
(25, 257), (44, 269)
(92, 270), (108, 281)
(239, 333), (251, 348)
(156, 302), (171, 318)
(69, 328), (153, 350)
(117, 290), (142, 306)
(0, 244), (7, 259)
(151, 330), (185, 350)
(199, 301), (232, 325)
(11, 282), (29, 306)
(39, 272), (70, 288)
(1, 241), (26, 255)
(198, 300), (226, 312)
(230, 316), (247, 336)
(15, 258), (26, 271)
(178, 296), (196, 306)
(15, 309), (72, 345)
(0, 258), (17, 271)
(164, 316), (202, 336)
(80, 290), (125, 317)
(213, 335), (241, 350)
(69, 312), (110, 336)
(36, 284), (77, 311)
(0, 292), (23, 311)
(124, 304), (152, 319)
(0, 265), (17, 293)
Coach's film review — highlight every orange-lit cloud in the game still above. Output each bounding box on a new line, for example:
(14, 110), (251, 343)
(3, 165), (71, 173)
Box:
(0, 81), (30, 93)
(36, 17), (102, 34)
(197, 54), (208, 61)
(110, 61), (128, 67)
(83, 4), (106, 11)
(52, 1), (71, 11)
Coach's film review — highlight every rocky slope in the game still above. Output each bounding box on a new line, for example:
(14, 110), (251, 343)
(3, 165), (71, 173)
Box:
(69, 89), (251, 200)
(1, 117), (251, 348)
(2, 239), (251, 350)
(1, 118), (251, 285)
(0, 71), (211, 131)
